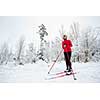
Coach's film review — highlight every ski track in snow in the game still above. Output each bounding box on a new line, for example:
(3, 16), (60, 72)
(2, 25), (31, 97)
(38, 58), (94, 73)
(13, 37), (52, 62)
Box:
(0, 61), (100, 83)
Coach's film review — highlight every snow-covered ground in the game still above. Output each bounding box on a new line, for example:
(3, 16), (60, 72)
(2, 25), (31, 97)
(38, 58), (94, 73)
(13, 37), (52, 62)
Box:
(0, 61), (100, 83)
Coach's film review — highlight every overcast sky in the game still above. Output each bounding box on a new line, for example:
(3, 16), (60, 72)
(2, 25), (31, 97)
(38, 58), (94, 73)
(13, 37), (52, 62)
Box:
(0, 16), (100, 48)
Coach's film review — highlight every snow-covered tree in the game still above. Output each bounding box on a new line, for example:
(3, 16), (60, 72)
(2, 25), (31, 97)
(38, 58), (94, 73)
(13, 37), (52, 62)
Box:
(92, 39), (100, 62)
(69, 22), (80, 62)
(70, 26), (100, 63)
(37, 24), (48, 63)
(25, 42), (37, 63)
(68, 22), (100, 63)
(0, 42), (11, 65)
(88, 27), (100, 62)
(59, 25), (66, 40)
(15, 36), (25, 65)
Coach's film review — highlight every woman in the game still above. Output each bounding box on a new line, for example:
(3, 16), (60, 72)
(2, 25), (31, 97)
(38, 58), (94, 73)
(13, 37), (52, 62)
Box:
(62, 35), (73, 73)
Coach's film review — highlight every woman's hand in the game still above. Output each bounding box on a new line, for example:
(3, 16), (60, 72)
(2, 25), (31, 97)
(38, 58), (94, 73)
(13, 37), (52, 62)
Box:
(64, 44), (66, 48)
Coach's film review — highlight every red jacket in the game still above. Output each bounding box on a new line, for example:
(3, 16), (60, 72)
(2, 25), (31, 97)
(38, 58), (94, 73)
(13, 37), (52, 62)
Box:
(62, 39), (72, 52)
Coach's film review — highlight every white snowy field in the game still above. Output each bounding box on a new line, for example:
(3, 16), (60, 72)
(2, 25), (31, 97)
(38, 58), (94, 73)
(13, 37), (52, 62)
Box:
(0, 61), (100, 83)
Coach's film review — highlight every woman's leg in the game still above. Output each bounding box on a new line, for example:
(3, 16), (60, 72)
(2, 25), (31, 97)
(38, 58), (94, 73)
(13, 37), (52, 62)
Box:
(68, 52), (72, 71)
(64, 52), (69, 70)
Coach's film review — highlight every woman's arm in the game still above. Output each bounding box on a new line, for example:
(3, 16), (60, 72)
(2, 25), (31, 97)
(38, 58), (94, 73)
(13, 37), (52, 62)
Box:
(69, 40), (72, 47)
(62, 41), (66, 49)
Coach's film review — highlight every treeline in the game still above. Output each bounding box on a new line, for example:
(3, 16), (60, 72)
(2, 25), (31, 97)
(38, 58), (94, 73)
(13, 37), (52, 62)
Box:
(0, 23), (100, 66)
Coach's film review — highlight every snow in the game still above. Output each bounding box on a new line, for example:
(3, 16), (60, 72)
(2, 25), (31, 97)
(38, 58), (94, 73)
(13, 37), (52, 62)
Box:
(0, 61), (100, 83)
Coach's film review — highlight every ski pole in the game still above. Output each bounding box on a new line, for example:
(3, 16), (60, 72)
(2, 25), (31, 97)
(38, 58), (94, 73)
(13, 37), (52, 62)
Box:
(48, 49), (63, 74)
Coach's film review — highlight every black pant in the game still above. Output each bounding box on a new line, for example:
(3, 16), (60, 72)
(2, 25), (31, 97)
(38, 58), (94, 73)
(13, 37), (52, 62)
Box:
(64, 52), (72, 71)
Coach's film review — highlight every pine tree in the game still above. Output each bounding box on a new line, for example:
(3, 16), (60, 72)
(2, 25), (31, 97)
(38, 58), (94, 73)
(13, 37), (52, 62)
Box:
(37, 24), (48, 62)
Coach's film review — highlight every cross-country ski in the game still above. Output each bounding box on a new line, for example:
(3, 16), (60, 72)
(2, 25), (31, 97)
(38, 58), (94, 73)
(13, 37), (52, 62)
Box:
(46, 72), (77, 80)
